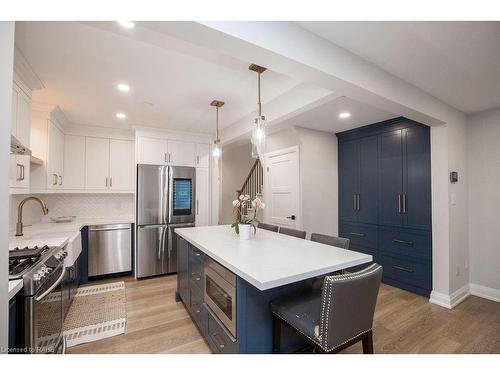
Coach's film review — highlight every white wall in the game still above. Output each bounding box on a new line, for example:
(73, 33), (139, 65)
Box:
(466, 108), (500, 297)
(219, 142), (255, 224)
(266, 126), (338, 238)
(9, 193), (134, 229)
(0, 21), (15, 353)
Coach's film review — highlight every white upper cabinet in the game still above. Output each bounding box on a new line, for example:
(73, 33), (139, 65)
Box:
(11, 87), (18, 136)
(137, 136), (168, 165)
(63, 135), (85, 189)
(195, 167), (210, 226)
(167, 140), (195, 167)
(137, 136), (197, 167)
(47, 120), (64, 189)
(9, 154), (30, 192)
(85, 137), (110, 190)
(85, 137), (134, 191)
(109, 139), (134, 191)
(196, 143), (210, 168)
(11, 82), (32, 148)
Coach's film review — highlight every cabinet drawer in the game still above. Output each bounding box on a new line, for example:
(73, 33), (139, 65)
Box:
(189, 286), (208, 335)
(340, 222), (378, 249)
(381, 254), (431, 292)
(380, 229), (431, 260)
(207, 313), (237, 354)
(189, 246), (204, 262)
(189, 259), (204, 291)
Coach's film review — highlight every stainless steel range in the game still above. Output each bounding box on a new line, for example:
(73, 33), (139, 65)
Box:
(9, 245), (68, 354)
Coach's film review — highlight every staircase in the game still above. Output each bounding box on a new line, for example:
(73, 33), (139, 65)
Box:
(236, 158), (263, 218)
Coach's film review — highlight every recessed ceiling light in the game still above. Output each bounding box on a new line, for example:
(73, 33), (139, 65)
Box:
(339, 112), (351, 119)
(117, 21), (134, 29)
(117, 83), (130, 92)
(116, 112), (126, 119)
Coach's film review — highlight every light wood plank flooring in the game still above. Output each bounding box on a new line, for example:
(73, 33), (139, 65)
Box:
(68, 275), (500, 354)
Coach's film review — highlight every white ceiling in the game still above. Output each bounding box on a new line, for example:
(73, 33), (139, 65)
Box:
(14, 21), (299, 133)
(298, 21), (500, 114)
(279, 96), (395, 134)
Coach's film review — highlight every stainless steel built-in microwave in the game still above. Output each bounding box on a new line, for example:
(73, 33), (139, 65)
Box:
(204, 260), (237, 338)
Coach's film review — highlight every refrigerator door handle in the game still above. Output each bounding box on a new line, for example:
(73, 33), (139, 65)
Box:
(158, 226), (164, 261)
(168, 166), (173, 223)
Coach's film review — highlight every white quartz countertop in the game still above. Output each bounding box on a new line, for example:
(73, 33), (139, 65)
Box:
(176, 225), (373, 291)
(9, 216), (134, 247)
(9, 279), (23, 300)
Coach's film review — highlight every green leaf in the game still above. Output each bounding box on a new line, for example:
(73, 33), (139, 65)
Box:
(233, 222), (239, 234)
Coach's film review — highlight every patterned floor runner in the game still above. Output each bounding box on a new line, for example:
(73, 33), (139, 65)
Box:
(63, 281), (126, 348)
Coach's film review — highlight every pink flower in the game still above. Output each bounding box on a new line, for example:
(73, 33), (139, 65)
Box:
(252, 197), (265, 210)
(239, 194), (245, 200)
(232, 200), (240, 207)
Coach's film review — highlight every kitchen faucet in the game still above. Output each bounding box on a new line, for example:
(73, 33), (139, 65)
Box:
(16, 196), (49, 236)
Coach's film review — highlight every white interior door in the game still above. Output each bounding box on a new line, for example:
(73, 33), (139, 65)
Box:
(264, 146), (300, 229)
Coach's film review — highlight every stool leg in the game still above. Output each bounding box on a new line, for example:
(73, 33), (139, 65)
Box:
(362, 330), (374, 354)
(272, 314), (281, 353)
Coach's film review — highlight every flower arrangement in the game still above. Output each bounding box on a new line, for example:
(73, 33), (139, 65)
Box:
(231, 194), (266, 236)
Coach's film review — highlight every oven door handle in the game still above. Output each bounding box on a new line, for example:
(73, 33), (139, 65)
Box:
(35, 267), (66, 302)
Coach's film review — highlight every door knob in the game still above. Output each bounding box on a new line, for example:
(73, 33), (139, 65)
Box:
(286, 215), (296, 220)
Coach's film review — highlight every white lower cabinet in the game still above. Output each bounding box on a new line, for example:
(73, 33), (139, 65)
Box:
(195, 167), (210, 226)
(85, 137), (110, 190)
(109, 139), (134, 191)
(63, 135), (86, 189)
(9, 154), (30, 192)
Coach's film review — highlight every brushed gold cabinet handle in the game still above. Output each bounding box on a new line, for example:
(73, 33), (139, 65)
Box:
(397, 194), (402, 213)
(58, 175), (62, 186)
(16, 163), (24, 181)
(110, 177), (113, 187)
(53, 174), (58, 185)
(105, 177), (108, 187)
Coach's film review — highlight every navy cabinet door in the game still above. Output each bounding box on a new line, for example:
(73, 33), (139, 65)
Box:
(339, 140), (359, 222)
(177, 237), (190, 303)
(403, 126), (432, 231)
(379, 130), (403, 227)
(358, 135), (379, 224)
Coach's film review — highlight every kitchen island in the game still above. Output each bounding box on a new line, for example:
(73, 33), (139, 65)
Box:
(175, 225), (372, 354)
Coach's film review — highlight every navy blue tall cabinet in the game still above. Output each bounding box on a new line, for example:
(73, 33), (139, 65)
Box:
(337, 117), (432, 297)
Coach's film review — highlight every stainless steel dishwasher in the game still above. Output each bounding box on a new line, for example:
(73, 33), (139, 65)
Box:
(88, 224), (132, 277)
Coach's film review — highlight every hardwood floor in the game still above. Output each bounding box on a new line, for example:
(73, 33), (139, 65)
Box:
(68, 275), (500, 354)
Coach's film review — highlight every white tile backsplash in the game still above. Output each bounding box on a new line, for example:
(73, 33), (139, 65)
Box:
(9, 193), (134, 227)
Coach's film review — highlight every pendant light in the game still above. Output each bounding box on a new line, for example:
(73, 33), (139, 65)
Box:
(249, 64), (267, 158)
(210, 100), (224, 158)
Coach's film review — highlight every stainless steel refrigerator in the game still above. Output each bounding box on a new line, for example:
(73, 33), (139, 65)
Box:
(136, 164), (196, 278)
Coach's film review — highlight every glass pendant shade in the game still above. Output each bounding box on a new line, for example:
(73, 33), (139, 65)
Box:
(213, 143), (221, 158)
(251, 116), (266, 158)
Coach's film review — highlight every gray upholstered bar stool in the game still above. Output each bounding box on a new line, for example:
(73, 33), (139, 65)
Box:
(310, 233), (350, 249)
(310, 233), (351, 289)
(258, 222), (279, 232)
(271, 263), (382, 354)
(279, 227), (307, 239)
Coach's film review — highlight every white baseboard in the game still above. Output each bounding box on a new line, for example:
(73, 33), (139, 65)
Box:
(429, 284), (470, 309)
(470, 283), (500, 303)
(430, 283), (500, 308)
